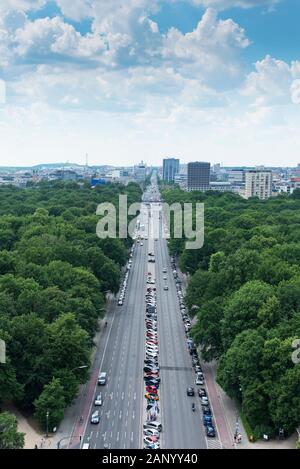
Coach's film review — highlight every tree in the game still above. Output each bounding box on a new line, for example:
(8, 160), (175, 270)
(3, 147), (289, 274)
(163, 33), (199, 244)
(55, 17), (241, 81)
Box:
(34, 378), (66, 431)
(0, 412), (25, 449)
(222, 281), (274, 348)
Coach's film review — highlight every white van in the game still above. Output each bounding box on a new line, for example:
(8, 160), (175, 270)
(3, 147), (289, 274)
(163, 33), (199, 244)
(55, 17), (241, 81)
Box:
(82, 443), (90, 449)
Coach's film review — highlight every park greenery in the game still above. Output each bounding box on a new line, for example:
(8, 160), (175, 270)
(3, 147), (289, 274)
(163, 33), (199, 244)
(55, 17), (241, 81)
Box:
(162, 186), (300, 439)
(0, 180), (142, 433)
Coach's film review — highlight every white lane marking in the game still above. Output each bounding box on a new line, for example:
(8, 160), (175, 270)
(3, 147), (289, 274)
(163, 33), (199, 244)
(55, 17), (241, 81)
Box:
(94, 443), (97, 449)
(117, 432), (120, 442)
(119, 411), (122, 420)
(131, 432), (134, 442)
(121, 392), (124, 400)
(96, 432), (99, 439)
(133, 411), (135, 420)
(134, 392), (136, 400)
(112, 420), (114, 427)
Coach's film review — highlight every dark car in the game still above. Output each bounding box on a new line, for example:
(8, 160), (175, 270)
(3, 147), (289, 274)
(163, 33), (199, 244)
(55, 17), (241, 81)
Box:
(203, 415), (213, 426)
(187, 387), (195, 397)
(206, 425), (216, 438)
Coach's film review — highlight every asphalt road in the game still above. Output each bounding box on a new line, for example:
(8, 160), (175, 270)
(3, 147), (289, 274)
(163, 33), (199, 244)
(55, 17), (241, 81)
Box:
(82, 231), (148, 449)
(152, 205), (208, 449)
(81, 179), (208, 450)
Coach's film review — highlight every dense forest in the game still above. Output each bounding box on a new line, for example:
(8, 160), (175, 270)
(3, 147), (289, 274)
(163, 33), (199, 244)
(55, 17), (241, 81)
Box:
(162, 187), (300, 439)
(0, 180), (141, 439)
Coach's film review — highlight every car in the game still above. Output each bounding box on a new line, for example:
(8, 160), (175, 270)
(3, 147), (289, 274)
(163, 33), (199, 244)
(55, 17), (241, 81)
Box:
(144, 366), (159, 373)
(164, 286), (169, 291)
(90, 411), (100, 424)
(163, 276), (167, 280)
(140, 243), (144, 246)
(195, 366), (202, 374)
(206, 425), (216, 438)
(143, 428), (160, 438)
(203, 415), (213, 427)
(202, 407), (212, 416)
(94, 394), (102, 406)
(163, 268), (167, 273)
(144, 436), (159, 445)
(143, 422), (162, 432)
(187, 387), (195, 396)
(198, 388), (207, 398)
(196, 376), (204, 385)
(201, 396), (209, 406)
(98, 372), (107, 385)
(118, 300), (123, 306)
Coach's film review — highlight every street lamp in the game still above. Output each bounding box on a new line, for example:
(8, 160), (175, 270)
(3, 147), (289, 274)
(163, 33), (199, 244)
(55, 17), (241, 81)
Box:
(46, 411), (49, 438)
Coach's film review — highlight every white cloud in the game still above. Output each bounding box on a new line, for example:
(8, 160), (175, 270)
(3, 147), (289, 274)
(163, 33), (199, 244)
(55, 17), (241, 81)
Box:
(243, 55), (300, 106)
(0, 0), (46, 14)
(13, 16), (107, 62)
(190, 0), (281, 9)
(162, 8), (250, 89)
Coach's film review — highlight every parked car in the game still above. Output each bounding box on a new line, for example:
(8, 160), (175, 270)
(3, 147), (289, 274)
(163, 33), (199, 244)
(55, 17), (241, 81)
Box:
(187, 386), (195, 396)
(206, 425), (216, 438)
(90, 411), (100, 424)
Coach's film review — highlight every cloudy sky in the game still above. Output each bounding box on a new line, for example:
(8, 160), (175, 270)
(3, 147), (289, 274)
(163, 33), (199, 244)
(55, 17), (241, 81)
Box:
(0, 0), (300, 167)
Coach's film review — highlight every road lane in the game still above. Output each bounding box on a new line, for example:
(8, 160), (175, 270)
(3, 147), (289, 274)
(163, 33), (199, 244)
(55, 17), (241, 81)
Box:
(153, 203), (207, 449)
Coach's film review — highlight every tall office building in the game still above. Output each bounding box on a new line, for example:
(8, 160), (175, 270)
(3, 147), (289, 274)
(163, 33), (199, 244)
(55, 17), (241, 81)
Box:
(135, 161), (147, 181)
(187, 162), (211, 191)
(163, 158), (180, 182)
(245, 170), (273, 200)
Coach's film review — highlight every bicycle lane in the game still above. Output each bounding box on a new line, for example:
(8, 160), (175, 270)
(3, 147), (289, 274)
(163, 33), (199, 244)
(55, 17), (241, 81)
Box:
(201, 361), (233, 450)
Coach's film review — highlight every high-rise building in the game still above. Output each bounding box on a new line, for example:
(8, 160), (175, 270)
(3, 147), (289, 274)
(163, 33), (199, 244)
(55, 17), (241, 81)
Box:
(163, 158), (180, 182)
(245, 170), (273, 200)
(135, 161), (147, 181)
(187, 162), (210, 191)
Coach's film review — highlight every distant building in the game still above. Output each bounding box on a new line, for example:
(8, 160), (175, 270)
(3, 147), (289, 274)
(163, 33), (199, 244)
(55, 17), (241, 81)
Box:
(245, 170), (273, 200)
(163, 158), (180, 182)
(135, 161), (147, 182)
(187, 162), (210, 192)
(228, 169), (245, 185)
(174, 172), (187, 189)
(209, 182), (233, 192)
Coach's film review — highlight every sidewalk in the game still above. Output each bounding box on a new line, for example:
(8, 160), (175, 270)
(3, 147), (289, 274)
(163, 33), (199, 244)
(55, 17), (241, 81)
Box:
(2, 402), (49, 450)
(52, 293), (116, 450)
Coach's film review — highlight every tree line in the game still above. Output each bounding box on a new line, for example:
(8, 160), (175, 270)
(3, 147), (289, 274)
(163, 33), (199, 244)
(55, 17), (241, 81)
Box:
(162, 187), (300, 440)
(0, 180), (142, 447)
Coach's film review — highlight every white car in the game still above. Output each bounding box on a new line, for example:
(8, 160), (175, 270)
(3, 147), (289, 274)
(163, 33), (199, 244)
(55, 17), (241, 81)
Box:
(201, 396), (209, 406)
(196, 376), (204, 386)
(143, 422), (162, 432)
(118, 300), (123, 306)
(143, 428), (160, 438)
(94, 394), (102, 406)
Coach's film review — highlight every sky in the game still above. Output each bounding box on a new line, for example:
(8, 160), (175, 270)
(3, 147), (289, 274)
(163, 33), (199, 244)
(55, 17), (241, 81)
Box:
(0, 0), (300, 168)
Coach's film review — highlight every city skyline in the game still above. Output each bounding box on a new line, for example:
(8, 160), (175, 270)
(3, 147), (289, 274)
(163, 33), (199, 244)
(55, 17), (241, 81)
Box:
(0, 1), (300, 167)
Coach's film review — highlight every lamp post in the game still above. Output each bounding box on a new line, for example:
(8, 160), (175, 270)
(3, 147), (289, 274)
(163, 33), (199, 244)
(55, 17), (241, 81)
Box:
(46, 411), (49, 438)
